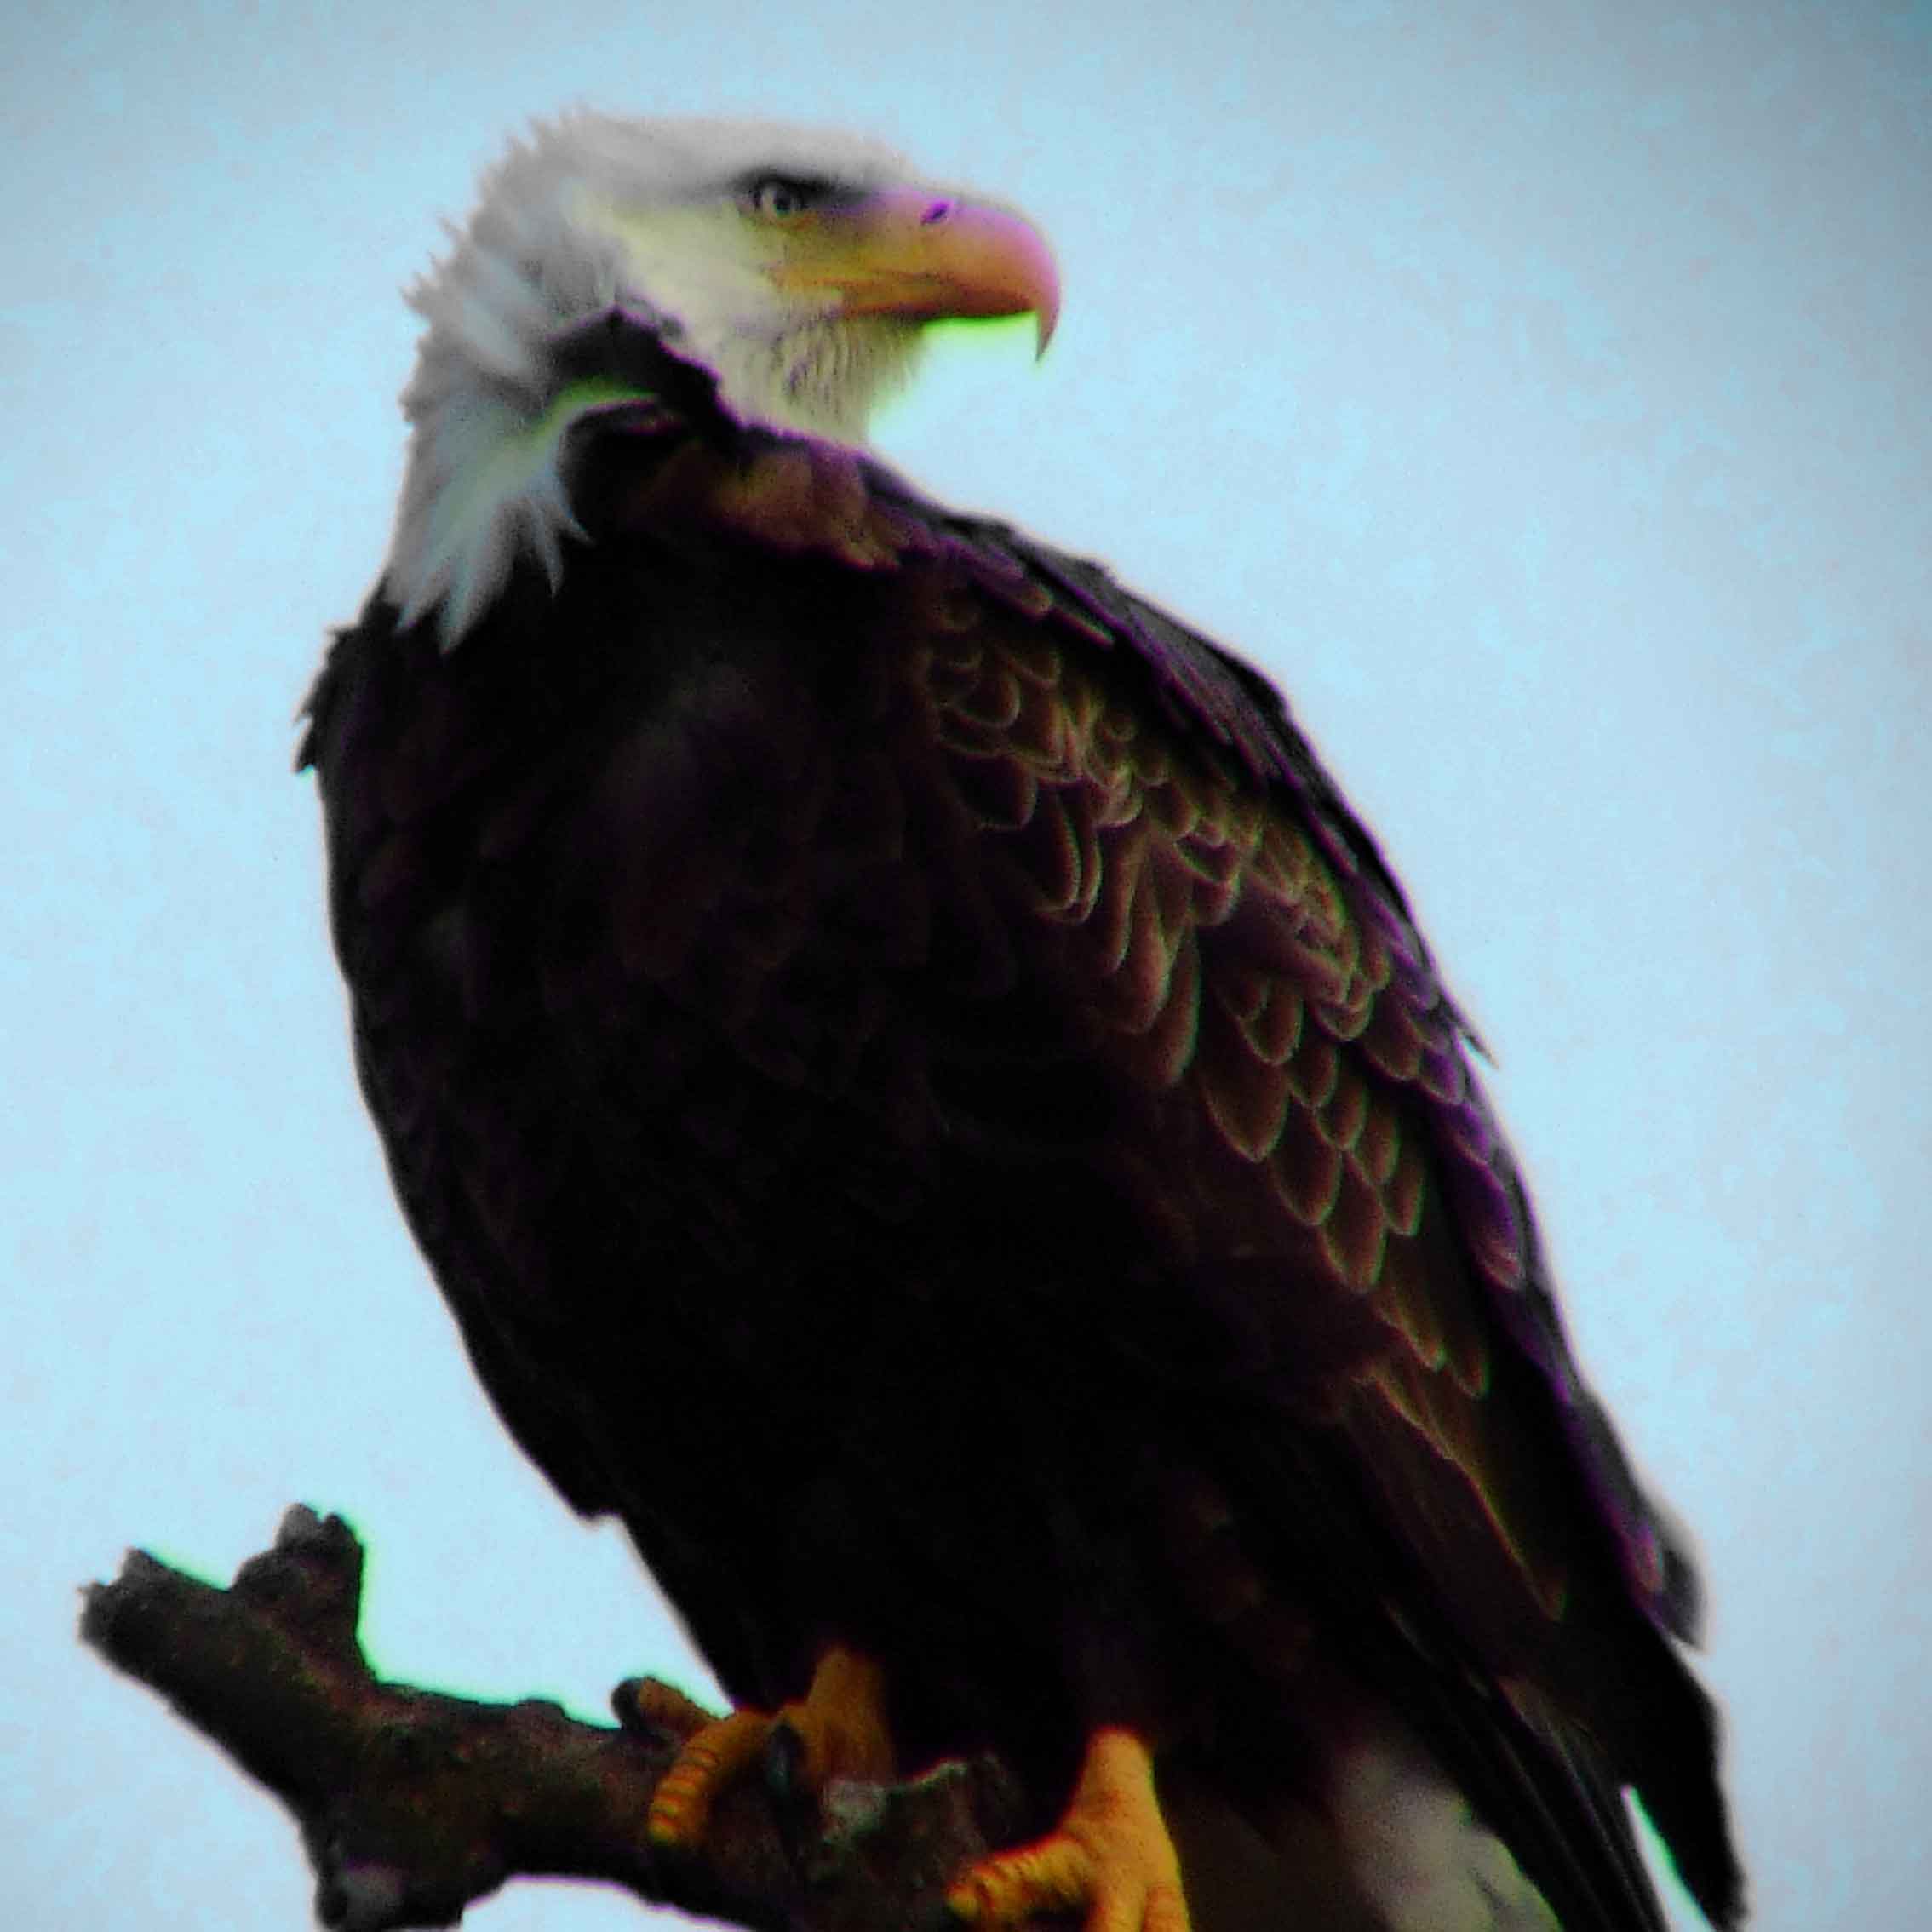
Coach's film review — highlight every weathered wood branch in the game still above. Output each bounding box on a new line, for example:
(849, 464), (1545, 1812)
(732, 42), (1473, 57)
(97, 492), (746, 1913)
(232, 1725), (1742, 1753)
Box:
(81, 1506), (1033, 1931)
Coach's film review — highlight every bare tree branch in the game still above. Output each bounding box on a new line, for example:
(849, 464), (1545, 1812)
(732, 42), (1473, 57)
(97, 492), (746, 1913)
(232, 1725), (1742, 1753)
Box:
(80, 1506), (1034, 1931)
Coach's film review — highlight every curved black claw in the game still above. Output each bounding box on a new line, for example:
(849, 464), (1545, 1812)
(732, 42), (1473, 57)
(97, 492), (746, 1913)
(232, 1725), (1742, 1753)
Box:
(765, 1717), (808, 1805)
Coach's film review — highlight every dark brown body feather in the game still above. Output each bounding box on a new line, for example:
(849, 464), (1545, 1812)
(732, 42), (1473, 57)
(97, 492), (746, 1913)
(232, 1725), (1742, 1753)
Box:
(304, 390), (1740, 1930)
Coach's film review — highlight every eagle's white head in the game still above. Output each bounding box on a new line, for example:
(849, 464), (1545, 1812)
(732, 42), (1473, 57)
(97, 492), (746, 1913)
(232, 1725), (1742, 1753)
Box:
(384, 113), (1058, 641)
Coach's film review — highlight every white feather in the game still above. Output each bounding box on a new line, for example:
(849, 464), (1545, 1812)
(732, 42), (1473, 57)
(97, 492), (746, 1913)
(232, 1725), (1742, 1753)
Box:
(381, 113), (933, 642)
(1329, 1718), (1561, 1932)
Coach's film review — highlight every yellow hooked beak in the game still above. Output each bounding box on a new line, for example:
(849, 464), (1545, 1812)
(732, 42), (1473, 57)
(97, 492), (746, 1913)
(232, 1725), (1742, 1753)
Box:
(767, 186), (1060, 354)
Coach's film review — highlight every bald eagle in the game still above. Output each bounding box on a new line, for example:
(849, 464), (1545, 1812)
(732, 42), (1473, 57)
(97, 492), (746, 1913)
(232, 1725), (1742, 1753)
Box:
(302, 115), (1742, 1932)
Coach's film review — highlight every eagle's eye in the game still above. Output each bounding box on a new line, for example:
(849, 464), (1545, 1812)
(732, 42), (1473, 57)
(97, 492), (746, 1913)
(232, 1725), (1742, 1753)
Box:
(743, 175), (828, 221)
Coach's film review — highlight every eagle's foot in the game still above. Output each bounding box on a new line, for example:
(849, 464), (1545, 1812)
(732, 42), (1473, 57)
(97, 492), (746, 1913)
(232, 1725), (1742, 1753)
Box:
(631, 1645), (893, 1851)
(948, 1728), (1190, 1932)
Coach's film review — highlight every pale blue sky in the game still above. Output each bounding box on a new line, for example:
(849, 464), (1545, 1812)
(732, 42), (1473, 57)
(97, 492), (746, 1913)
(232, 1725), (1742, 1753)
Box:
(6, 3), (1927, 1927)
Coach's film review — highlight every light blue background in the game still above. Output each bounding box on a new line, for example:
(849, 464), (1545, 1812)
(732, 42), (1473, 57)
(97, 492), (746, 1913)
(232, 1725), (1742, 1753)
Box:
(7, 3), (1926, 1927)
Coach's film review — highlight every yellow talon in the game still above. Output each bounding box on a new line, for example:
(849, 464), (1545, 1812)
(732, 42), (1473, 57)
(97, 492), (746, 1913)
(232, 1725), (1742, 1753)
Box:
(648, 1707), (776, 1847)
(950, 1832), (1097, 1922)
(638, 1645), (894, 1853)
(625, 1675), (718, 1741)
(949, 1728), (1190, 1932)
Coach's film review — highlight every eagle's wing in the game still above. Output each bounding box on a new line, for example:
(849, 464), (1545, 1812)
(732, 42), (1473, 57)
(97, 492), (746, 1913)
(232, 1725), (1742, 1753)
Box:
(839, 450), (1738, 1929)
(888, 471), (1739, 1932)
